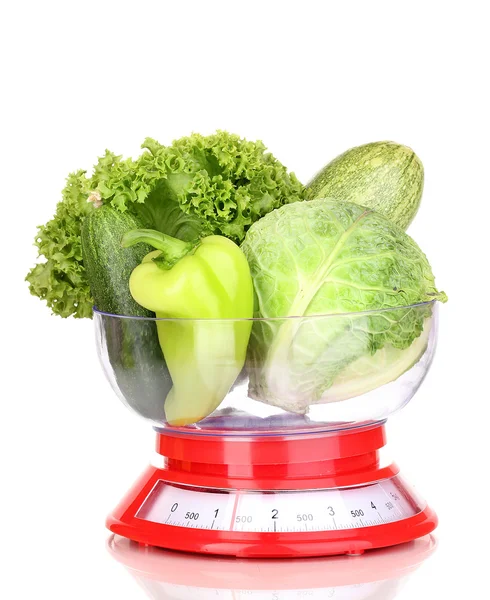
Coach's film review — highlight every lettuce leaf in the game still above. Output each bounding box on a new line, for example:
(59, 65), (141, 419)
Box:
(26, 131), (304, 318)
(26, 171), (94, 318)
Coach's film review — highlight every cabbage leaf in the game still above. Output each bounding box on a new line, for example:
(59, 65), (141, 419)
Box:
(241, 199), (447, 413)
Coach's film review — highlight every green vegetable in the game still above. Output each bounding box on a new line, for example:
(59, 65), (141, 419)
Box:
(81, 205), (153, 316)
(305, 141), (424, 230)
(82, 206), (172, 420)
(26, 131), (304, 318)
(26, 171), (93, 318)
(241, 199), (446, 413)
(321, 319), (432, 404)
(122, 229), (254, 426)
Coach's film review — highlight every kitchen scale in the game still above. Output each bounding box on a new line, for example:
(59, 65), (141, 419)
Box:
(107, 533), (437, 599)
(95, 301), (440, 558)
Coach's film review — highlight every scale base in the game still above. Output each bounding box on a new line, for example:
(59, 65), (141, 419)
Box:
(107, 425), (438, 558)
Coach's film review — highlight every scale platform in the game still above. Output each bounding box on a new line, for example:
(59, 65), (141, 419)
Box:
(107, 423), (437, 557)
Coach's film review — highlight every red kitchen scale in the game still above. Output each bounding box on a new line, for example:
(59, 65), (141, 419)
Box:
(96, 301), (440, 558)
(107, 424), (436, 558)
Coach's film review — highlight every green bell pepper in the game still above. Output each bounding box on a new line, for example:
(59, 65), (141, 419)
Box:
(121, 229), (253, 426)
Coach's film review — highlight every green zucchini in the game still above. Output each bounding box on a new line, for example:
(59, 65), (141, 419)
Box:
(305, 141), (424, 230)
(82, 205), (172, 420)
(82, 205), (153, 317)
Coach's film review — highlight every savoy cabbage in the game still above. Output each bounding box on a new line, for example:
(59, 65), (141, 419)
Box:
(241, 199), (447, 413)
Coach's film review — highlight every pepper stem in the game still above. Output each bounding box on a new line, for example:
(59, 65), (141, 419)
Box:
(121, 228), (199, 269)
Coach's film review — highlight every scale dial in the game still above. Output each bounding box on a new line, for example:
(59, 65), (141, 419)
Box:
(136, 476), (422, 533)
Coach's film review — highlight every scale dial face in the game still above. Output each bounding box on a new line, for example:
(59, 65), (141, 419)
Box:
(136, 475), (423, 533)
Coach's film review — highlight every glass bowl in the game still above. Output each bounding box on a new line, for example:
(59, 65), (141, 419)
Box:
(94, 301), (439, 435)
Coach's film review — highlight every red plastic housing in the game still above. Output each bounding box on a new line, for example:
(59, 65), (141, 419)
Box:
(107, 424), (437, 557)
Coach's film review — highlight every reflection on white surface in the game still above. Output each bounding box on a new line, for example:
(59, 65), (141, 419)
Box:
(107, 535), (436, 600)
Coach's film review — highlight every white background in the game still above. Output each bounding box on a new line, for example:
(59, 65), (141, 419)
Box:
(1, 1), (489, 598)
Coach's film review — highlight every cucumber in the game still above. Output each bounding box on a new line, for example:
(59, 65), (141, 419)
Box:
(82, 206), (172, 421)
(82, 205), (154, 317)
(305, 141), (424, 230)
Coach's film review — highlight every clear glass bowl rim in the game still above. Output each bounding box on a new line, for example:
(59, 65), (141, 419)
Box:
(93, 299), (437, 323)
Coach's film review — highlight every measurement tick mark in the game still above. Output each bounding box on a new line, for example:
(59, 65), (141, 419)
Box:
(274, 521), (277, 532)
(211, 519), (215, 530)
(230, 493), (240, 531)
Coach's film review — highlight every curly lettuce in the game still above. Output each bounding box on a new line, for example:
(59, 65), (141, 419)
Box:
(26, 131), (304, 318)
